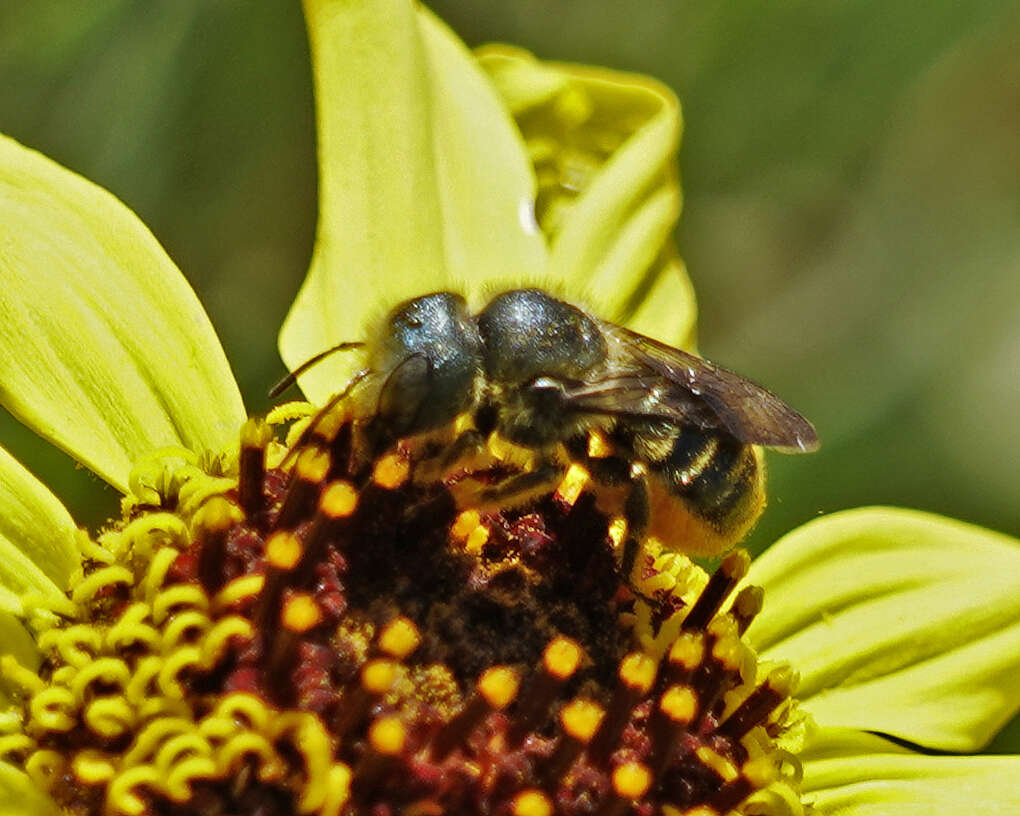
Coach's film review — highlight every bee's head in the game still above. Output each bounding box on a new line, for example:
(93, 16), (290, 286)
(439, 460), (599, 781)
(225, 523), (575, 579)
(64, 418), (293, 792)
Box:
(369, 292), (483, 437)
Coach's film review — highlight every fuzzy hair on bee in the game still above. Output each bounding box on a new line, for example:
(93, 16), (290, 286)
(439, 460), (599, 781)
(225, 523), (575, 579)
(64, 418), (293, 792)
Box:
(274, 288), (818, 580)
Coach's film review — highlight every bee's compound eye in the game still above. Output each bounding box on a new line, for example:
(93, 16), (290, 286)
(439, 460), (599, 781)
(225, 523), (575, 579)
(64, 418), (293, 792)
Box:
(478, 289), (608, 384)
(373, 293), (483, 435)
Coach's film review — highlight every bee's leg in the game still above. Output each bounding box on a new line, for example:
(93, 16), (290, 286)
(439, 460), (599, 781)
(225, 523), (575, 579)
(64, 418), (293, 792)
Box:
(410, 429), (493, 486)
(620, 465), (651, 584)
(457, 460), (566, 511)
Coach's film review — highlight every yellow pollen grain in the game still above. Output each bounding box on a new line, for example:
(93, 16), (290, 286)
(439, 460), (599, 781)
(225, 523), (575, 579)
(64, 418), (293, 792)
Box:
(478, 667), (519, 710)
(321, 481), (359, 517)
(560, 699), (605, 741)
(296, 447), (331, 482)
(361, 660), (398, 695)
(659, 685), (698, 723)
(465, 524), (490, 554)
(620, 652), (657, 693)
(373, 452), (411, 489)
(368, 715), (406, 755)
(451, 510), (481, 541)
(266, 531), (303, 570)
(544, 636), (583, 678)
(378, 617), (421, 659)
(669, 632), (705, 669)
(555, 463), (589, 506)
(587, 429), (612, 458)
(612, 761), (652, 798)
(696, 746), (738, 782)
(282, 594), (322, 632)
(512, 790), (552, 816)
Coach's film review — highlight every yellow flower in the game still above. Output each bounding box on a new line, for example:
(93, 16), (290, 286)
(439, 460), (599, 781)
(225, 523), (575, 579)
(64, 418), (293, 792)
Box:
(0, 2), (1016, 815)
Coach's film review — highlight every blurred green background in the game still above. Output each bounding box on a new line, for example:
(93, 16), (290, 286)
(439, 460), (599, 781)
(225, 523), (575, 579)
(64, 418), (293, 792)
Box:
(1, 0), (1018, 749)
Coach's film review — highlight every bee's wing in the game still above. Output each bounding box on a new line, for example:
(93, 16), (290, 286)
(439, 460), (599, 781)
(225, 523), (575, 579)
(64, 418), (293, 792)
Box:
(562, 325), (819, 453)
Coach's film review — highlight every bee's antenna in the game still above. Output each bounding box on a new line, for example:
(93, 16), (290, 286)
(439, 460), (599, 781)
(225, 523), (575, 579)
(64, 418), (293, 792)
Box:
(270, 341), (366, 398)
(278, 368), (372, 469)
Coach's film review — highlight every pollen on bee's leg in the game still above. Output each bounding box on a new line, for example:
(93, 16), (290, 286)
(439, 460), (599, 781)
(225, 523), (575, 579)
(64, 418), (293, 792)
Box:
(555, 462), (590, 507)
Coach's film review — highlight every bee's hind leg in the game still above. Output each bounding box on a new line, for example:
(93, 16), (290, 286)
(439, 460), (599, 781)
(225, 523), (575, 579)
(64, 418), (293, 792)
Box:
(454, 460), (566, 512)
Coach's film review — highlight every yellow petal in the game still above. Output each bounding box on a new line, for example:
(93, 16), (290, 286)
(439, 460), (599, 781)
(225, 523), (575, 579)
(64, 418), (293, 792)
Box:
(747, 507), (1020, 752)
(0, 446), (79, 591)
(0, 134), (245, 492)
(280, 0), (545, 403)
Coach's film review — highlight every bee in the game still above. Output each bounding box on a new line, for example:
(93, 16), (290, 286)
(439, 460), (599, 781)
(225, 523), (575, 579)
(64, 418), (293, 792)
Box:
(277, 288), (818, 578)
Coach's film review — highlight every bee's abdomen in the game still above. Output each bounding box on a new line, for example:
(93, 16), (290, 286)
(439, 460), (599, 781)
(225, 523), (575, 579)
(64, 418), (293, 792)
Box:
(647, 427), (764, 543)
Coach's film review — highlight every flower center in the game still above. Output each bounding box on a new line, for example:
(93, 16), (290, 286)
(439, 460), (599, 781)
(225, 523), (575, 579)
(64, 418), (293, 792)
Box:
(1, 410), (803, 816)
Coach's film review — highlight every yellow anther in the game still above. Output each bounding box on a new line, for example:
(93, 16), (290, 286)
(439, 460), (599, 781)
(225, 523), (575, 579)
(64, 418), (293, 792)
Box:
(512, 789), (552, 816)
(282, 594), (323, 632)
(619, 652), (658, 693)
(362, 659), (398, 695)
(668, 632), (705, 670)
(295, 446), (331, 482)
(369, 715), (406, 755)
(478, 666), (520, 710)
(560, 698), (605, 741)
(613, 761), (652, 798)
(321, 480), (360, 517)
(266, 531), (303, 570)
(660, 685), (698, 723)
(378, 616), (421, 659)
(373, 452), (411, 489)
(544, 636), (583, 678)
